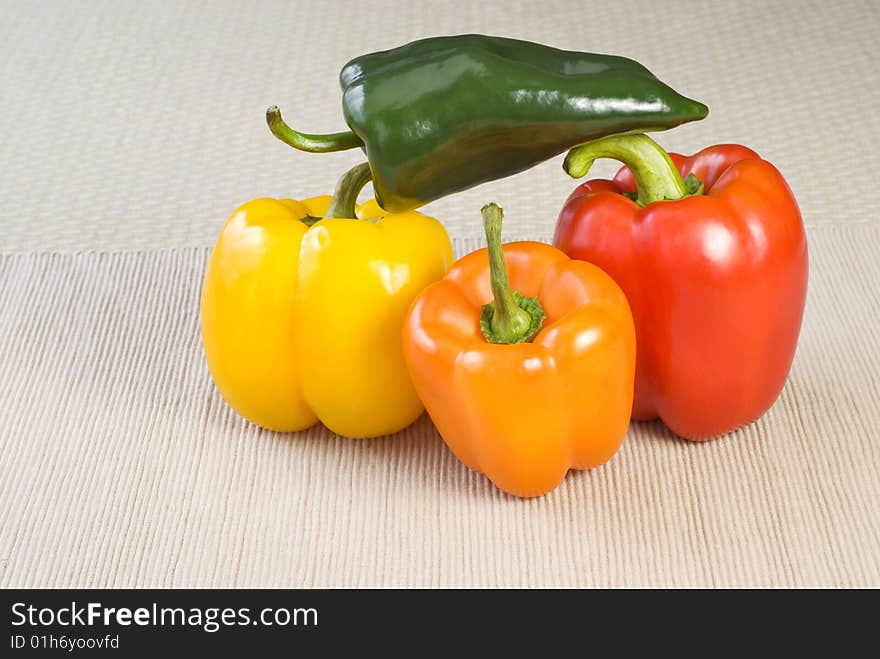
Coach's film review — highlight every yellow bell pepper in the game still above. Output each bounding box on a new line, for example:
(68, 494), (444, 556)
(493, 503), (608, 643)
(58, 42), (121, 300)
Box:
(200, 163), (454, 437)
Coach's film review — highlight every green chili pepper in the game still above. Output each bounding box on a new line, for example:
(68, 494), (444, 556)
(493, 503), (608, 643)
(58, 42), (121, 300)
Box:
(268, 34), (708, 211)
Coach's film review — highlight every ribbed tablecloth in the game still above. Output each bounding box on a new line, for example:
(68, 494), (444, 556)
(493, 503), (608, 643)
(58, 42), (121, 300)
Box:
(1, 0), (878, 587)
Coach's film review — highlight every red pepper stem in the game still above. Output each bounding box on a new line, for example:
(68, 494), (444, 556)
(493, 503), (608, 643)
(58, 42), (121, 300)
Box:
(480, 204), (545, 344)
(325, 162), (373, 219)
(266, 105), (364, 153)
(564, 133), (688, 206)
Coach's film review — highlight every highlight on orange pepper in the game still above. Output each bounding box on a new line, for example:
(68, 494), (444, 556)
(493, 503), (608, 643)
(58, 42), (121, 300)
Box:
(403, 203), (636, 497)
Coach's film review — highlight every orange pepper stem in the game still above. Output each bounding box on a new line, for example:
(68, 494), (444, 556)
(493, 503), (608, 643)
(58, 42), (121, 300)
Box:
(266, 105), (364, 153)
(324, 162), (373, 219)
(480, 203), (545, 344)
(564, 133), (701, 206)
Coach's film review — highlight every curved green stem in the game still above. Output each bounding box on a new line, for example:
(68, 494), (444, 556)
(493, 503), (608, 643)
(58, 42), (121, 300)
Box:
(479, 203), (545, 344)
(324, 162), (373, 219)
(266, 105), (364, 153)
(564, 133), (689, 206)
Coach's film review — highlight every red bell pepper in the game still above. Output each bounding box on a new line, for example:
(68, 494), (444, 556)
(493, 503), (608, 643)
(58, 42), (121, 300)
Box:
(554, 134), (808, 440)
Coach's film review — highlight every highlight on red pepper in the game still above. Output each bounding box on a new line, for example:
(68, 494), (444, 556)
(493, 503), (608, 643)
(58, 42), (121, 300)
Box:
(403, 203), (636, 497)
(554, 134), (808, 440)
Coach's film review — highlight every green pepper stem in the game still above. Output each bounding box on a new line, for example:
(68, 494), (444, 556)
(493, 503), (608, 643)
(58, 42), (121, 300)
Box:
(324, 162), (373, 219)
(564, 133), (688, 206)
(480, 204), (545, 344)
(266, 105), (364, 153)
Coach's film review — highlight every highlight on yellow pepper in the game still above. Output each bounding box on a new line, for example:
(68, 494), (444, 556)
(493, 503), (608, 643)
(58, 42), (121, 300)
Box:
(200, 162), (454, 437)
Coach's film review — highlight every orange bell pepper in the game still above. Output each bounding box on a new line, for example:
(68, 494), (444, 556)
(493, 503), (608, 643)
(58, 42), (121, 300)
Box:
(403, 203), (636, 497)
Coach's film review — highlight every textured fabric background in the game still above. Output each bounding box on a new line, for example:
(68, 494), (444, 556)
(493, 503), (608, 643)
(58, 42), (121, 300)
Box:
(1, 0), (878, 587)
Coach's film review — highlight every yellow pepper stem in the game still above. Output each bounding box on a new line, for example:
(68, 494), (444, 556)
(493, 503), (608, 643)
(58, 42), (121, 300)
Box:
(324, 162), (373, 219)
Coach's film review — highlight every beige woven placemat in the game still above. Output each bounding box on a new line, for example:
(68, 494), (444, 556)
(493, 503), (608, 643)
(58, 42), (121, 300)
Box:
(1, 229), (878, 588)
(1, 0), (879, 588)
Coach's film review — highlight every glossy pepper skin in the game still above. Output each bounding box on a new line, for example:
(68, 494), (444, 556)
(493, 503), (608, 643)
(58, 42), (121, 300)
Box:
(201, 193), (454, 437)
(341, 35), (708, 211)
(268, 35), (708, 212)
(554, 136), (808, 440)
(404, 204), (636, 497)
